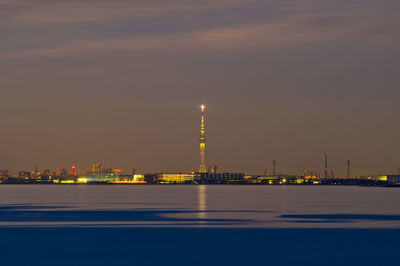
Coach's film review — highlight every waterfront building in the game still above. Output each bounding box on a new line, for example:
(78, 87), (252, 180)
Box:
(195, 172), (244, 184)
(143, 172), (244, 184)
(372, 175), (400, 184)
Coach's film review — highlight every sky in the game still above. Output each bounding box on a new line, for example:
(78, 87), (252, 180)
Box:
(0, 0), (399, 175)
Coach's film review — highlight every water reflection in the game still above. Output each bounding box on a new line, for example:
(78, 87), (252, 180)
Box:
(1, 186), (399, 228)
(281, 184), (287, 214)
(198, 185), (207, 225)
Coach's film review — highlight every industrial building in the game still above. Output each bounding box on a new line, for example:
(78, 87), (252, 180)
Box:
(144, 172), (244, 184)
(371, 175), (400, 184)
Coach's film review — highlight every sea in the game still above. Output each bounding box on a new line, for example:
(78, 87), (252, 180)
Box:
(0, 185), (399, 265)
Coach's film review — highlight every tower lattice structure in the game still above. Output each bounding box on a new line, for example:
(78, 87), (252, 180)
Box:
(199, 105), (207, 173)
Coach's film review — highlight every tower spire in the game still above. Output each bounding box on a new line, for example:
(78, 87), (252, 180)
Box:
(199, 105), (207, 173)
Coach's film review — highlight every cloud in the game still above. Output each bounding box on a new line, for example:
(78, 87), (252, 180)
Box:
(3, 14), (399, 60)
(1, 0), (254, 23)
(0, 17), (333, 58)
(0, 0), (31, 17)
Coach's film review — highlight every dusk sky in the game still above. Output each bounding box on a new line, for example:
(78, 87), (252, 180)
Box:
(0, 0), (399, 175)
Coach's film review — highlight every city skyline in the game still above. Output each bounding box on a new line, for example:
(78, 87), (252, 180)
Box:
(0, 104), (398, 177)
(0, 0), (399, 175)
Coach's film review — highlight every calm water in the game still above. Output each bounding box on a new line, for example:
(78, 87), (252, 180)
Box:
(0, 184), (399, 228)
(1, 185), (400, 265)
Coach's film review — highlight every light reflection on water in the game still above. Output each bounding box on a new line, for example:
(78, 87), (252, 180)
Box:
(197, 185), (207, 225)
(0, 185), (400, 228)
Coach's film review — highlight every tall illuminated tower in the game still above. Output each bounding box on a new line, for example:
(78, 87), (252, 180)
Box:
(199, 105), (207, 173)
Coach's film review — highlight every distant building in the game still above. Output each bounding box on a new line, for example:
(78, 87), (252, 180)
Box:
(18, 170), (30, 179)
(159, 173), (195, 183)
(83, 173), (119, 183)
(144, 173), (195, 184)
(387, 175), (400, 183)
(195, 172), (244, 184)
(143, 172), (244, 184)
(372, 175), (400, 184)
(0, 169), (10, 180)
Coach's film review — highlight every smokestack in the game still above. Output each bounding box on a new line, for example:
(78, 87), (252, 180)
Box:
(347, 157), (351, 178)
(273, 157), (276, 176)
(324, 153), (328, 179)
